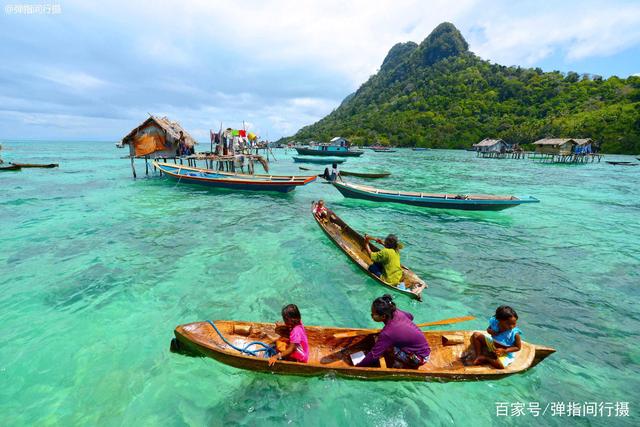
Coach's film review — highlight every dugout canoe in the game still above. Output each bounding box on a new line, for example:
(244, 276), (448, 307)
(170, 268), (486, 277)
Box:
(606, 161), (638, 166)
(171, 320), (556, 381)
(332, 181), (539, 211)
(0, 164), (21, 171)
(153, 161), (316, 193)
(292, 156), (347, 164)
(339, 170), (391, 178)
(9, 162), (59, 168)
(298, 167), (390, 179)
(312, 202), (426, 300)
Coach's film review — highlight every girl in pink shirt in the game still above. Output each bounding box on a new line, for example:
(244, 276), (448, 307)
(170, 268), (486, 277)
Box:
(268, 304), (309, 366)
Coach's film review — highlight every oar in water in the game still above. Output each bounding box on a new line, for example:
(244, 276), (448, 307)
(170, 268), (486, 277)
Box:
(332, 315), (476, 339)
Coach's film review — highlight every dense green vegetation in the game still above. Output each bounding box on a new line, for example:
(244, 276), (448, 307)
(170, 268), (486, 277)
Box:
(284, 23), (640, 154)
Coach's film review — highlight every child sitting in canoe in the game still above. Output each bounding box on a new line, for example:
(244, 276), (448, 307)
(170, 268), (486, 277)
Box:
(364, 234), (404, 286)
(356, 294), (430, 369)
(268, 304), (309, 366)
(313, 200), (338, 225)
(471, 306), (522, 369)
(313, 199), (328, 219)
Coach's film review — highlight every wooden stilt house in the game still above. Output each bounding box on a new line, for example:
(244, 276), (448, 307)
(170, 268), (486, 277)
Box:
(120, 116), (197, 177)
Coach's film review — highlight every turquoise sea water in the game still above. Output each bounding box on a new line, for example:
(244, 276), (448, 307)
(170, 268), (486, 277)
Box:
(1, 141), (638, 426)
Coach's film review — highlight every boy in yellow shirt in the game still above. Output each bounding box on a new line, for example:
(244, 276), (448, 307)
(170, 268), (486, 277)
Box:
(364, 234), (403, 285)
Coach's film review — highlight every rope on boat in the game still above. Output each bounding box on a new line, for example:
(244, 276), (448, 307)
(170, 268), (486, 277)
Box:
(207, 320), (276, 358)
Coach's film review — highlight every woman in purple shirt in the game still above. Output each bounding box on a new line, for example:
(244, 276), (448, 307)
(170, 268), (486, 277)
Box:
(356, 294), (431, 369)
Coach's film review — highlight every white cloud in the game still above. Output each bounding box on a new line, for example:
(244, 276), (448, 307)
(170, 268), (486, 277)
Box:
(469, 3), (640, 66)
(40, 68), (107, 90)
(3, 0), (640, 140)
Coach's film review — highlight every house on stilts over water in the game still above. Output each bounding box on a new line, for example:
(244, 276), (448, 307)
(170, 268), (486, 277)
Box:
(531, 138), (601, 163)
(119, 116), (269, 177)
(472, 138), (526, 159)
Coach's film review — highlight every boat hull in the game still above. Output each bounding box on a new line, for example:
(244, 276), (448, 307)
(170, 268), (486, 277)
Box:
(340, 171), (391, 178)
(312, 203), (425, 300)
(10, 163), (58, 168)
(292, 156), (347, 164)
(295, 147), (363, 157)
(172, 320), (555, 381)
(333, 182), (539, 211)
(154, 162), (316, 193)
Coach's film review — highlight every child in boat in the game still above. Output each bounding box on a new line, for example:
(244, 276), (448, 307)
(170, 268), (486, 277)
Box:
(471, 306), (522, 369)
(364, 234), (403, 286)
(268, 304), (309, 366)
(356, 294), (430, 369)
(313, 200), (332, 223)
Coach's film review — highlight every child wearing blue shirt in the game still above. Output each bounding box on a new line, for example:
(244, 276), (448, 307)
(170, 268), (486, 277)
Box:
(471, 306), (522, 369)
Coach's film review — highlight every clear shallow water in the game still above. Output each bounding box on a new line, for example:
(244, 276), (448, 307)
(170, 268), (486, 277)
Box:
(1, 141), (638, 426)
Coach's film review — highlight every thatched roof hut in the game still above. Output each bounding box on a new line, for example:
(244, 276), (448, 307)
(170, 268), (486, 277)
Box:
(472, 138), (507, 153)
(533, 138), (576, 155)
(121, 116), (197, 158)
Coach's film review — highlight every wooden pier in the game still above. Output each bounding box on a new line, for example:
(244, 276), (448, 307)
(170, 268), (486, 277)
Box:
(131, 153), (270, 178)
(477, 151), (528, 159)
(529, 153), (602, 164)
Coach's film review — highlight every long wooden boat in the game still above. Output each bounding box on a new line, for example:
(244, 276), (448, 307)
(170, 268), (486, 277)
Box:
(172, 320), (555, 381)
(373, 149), (397, 153)
(332, 181), (539, 211)
(295, 146), (364, 157)
(9, 162), (58, 168)
(0, 164), (21, 171)
(312, 202), (426, 300)
(298, 167), (390, 179)
(292, 156), (347, 164)
(412, 148), (429, 151)
(340, 170), (391, 178)
(606, 161), (638, 166)
(153, 161), (316, 193)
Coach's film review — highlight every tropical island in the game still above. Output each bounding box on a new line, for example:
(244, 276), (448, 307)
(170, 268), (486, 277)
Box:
(282, 22), (640, 154)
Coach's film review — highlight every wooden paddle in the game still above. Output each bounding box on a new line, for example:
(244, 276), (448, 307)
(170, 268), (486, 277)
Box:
(332, 315), (476, 339)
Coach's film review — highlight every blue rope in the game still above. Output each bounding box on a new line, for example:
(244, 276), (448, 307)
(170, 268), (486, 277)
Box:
(207, 320), (276, 358)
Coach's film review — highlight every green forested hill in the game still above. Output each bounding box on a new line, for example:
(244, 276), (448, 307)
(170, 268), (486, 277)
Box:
(285, 23), (640, 154)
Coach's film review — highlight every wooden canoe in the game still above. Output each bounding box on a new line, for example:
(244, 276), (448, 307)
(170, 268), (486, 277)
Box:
(298, 168), (390, 179)
(153, 161), (316, 193)
(606, 161), (638, 166)
(332, 181), (540, 211)
(9, 162), (58, 168)
(292, 156), (347, 164)
(312, 202), (426, 300)
(0, 164), (21, 171)
(172, 320), (556, 381)
(340, 170), (391, 178)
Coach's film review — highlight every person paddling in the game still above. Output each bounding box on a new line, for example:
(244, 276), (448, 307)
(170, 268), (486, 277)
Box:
(364, 234), (403, 286)
(356, 294), (430, 369)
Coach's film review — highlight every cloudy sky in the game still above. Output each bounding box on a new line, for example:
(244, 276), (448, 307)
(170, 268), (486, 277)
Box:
(1, 0), (640, 141)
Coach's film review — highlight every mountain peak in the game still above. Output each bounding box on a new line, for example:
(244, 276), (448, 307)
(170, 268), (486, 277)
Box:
(381, 41), (418, 71)
(417, 22), (469, 66)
